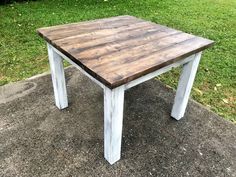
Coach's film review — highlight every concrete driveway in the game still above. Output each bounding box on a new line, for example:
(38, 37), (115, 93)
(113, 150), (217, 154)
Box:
(0, 67), (235, 177)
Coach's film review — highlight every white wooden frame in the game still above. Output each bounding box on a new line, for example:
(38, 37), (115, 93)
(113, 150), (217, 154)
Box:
(47, 43), (202, 164)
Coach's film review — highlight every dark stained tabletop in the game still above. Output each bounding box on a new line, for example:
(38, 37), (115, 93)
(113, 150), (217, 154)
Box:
(37, 15), (214, 89)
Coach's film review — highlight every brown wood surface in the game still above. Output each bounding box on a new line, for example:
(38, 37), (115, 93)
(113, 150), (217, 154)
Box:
(37, 15), (214, 89)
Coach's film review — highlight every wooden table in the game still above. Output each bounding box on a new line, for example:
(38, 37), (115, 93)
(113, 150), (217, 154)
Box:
(37, 15), (214, 164)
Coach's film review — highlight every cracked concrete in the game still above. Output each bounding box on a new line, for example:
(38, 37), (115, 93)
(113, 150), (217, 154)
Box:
(0, 67), (235, 177)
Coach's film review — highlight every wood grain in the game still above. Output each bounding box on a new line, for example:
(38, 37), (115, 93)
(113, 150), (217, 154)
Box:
(37, 15), (214, 88)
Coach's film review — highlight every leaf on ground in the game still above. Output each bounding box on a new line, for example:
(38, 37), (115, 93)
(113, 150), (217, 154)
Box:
(193, 87), (203, 96)
(222, 99), (229, 104)
(206, 104), (211, 108)
(216, 83), (222, 87)
(165, 85), (173, 89)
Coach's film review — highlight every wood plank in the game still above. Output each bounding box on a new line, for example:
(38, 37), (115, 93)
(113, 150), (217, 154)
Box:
(38, 15), (134, 33)
(54, 21), (159, 46)
(38, 17), (144, 41)
(100, 37), (213, 87)
(69, 27), (178, 60)
(90, 32), (194, 72)
(46, 19), (143, 41)
(59, 24), (164, 52)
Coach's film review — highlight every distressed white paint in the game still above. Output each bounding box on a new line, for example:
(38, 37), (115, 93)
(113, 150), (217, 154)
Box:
(47, 43), (68, 109)
(124, 54), (196, 90)
(104, 86), (125, 164)
(50, 44), (106, 89)
(171, 52), (202, 120)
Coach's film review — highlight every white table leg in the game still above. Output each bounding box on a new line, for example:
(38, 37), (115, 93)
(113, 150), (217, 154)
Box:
(47, 43), (68, 109)
(104, 86), (125, 164)
(171, 52), (202, 120)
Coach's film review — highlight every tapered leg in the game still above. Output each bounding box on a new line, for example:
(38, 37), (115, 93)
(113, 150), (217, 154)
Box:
(171, 52), (202, 120)
(47, 43), (68, 109)
(104, 86), (125, 164)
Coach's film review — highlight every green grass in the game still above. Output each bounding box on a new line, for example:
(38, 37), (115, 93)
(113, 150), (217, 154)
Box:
(0, 0), (235, 122)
